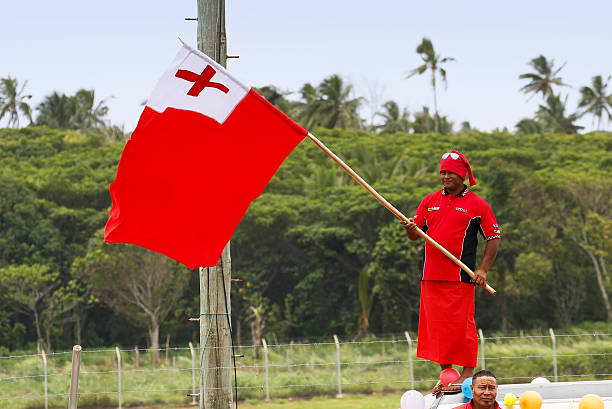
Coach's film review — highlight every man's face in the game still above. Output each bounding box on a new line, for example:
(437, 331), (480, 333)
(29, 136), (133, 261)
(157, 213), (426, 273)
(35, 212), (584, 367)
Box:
(440, 170), (463, 192)
(471, 376), (498, 407)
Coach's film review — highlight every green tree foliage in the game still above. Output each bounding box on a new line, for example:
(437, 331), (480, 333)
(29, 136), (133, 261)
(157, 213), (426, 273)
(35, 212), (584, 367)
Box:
(75, 236), (191, 362)
(36, 89), (110, 130)
(294, 75), (363, 129)
(536, 94), (583, 134)
(412, 106), (453, 134)
(407, 37), (455, 133)
(519, 55), (568, 99)
(578, 75), (612, 130)
(0, 126), (611, 350)
(0, 77), (33, 128)
(375, 101), (411, 134)
(0, 264), (58, 350)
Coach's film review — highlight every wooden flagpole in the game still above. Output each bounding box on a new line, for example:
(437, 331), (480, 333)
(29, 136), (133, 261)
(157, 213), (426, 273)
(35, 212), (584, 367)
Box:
(307, 132), (496, 296)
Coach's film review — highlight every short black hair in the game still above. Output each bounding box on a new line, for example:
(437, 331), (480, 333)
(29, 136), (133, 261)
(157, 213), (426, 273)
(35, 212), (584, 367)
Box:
(473, 370), (497, 382)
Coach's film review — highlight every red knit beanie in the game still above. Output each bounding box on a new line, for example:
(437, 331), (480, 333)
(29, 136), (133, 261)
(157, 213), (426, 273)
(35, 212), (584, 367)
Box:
(440, 150), (477, 186)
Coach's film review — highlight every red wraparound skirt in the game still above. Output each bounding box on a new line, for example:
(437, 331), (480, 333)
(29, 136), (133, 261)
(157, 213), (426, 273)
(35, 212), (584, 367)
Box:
(417, 281), (478, 367)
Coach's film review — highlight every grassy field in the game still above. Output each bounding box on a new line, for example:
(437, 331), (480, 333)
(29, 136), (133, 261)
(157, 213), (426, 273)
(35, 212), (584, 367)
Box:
(0, 328), (610, 409)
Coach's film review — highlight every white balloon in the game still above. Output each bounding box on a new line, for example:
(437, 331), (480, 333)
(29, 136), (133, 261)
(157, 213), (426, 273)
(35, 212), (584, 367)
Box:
(531, 377), (550, 384)
(400, 390), (425, 409)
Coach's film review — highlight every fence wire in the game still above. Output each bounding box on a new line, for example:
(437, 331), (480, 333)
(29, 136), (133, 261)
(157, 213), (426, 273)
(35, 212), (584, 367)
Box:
(1, 331), (610, 407)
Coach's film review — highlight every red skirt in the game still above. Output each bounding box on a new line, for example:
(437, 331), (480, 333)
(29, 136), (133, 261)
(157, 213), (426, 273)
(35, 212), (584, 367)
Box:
(416, 281), (478, 367)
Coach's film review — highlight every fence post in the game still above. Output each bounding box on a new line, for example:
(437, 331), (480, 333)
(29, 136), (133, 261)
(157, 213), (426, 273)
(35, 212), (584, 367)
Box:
(115, 347), (122, 409)
(549, 328), (558, 382)
(68, 345), (82, 409)
(42, 349), (48, 409)
(262, 338), (270, 401)
(189, 342), (197, 405)
(134, 347), (139, 368)
(333, 334), (343, 398)
(404, 331), (415, 390)
(478, 328), (485, 370)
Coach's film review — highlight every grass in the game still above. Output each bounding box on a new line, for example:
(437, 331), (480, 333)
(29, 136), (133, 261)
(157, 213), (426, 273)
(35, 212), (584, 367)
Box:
(0, 329), (610, 408)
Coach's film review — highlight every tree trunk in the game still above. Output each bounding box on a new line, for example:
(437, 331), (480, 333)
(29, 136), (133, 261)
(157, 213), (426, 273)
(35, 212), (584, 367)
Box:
(149, 320), (160, 363)
(581, 243), (612, 320)
(33, 308), (43, 349)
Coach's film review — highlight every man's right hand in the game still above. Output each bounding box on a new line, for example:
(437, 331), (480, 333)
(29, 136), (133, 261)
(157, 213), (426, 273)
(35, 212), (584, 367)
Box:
(401, 218), (419, 240)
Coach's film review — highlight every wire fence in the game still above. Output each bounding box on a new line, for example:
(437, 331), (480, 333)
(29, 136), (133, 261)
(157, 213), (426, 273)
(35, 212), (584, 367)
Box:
(0, 329), (610, 408)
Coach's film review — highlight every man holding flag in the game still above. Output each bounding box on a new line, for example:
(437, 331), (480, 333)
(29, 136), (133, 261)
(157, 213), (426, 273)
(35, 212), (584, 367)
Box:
(401, 151), (501, 394)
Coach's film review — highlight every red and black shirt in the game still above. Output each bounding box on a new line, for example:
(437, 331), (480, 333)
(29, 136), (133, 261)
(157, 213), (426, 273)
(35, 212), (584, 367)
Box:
(413, 186), (501, 283)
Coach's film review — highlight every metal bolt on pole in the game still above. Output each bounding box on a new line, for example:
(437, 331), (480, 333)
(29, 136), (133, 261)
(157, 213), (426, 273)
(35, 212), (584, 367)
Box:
(42, 349), (48, 409)
(115, 347), (122, 409)
(262, 338), (270, 401)
(549, 328), (558, 382)
(333, 335), (343, 398)
(68, 345), (82, 409)
(478, 328), (486, 370)
(404, 331), (415, 390)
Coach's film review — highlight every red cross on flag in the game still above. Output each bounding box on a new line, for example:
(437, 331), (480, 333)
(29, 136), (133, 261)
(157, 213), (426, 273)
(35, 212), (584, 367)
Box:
(104, 43), (307, 269)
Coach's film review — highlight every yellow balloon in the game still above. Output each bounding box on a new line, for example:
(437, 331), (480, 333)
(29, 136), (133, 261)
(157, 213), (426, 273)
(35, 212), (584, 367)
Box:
(519, 391), (543, 409)
(504, 393), (517, 408)
(579, 394), (604, 409)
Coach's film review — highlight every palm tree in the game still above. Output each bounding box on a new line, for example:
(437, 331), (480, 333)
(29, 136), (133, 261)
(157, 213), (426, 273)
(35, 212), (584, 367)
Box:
(317, 75), (363, 129)
(37, 89), (109, 129)
(412, 106), (453, 134)
(71, 89), (109, 129)
(375, 101), (410, 134)
(406, 37), (455, 133)
(296, 75), (363, 129)
(578, 75), (612, 130)
(36, 92), (76, 128)
(0, 77), (33, 128)
(515, 118), (543, 134)
(519, 55), (568, 99)
(536, 94), (582, 134)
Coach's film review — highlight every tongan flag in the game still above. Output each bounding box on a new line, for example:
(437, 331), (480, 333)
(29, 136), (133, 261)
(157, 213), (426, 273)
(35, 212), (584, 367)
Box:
(104, 43), (307, 269)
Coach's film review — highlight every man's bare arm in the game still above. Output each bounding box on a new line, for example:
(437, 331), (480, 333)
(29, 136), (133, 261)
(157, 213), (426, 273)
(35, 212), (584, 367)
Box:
(473, 238), (500, 288)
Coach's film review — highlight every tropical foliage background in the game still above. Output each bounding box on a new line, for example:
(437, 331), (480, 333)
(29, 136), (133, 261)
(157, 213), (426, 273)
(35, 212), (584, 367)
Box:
(0, 42), (611, 354)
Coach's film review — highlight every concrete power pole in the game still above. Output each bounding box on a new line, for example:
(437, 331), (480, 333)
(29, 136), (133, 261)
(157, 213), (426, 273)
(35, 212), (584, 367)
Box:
(196, 1), (233, 409)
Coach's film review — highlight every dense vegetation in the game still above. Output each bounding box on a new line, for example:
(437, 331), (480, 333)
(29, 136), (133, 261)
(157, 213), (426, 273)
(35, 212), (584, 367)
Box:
(0, 125), (610, 354)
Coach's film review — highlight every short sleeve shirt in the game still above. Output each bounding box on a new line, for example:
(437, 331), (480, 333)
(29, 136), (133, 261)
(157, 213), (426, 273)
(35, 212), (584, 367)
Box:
(413, 186), (501, 282)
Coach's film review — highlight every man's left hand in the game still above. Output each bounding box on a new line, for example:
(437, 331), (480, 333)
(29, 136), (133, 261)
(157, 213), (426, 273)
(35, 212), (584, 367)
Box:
(473, 269), (487, 288)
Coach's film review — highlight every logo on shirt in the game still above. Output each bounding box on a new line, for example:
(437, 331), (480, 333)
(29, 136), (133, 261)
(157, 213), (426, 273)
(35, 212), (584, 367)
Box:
(456, 207), (468, 213)
(427, 207), (440, 211)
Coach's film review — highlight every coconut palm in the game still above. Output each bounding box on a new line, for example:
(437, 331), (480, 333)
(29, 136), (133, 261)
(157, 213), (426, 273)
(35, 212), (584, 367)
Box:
(515, 118), (543, 134)
(0, 77), (33, 128)
(578, 75), (612, 130)
(406, 37), (455, 133)
(37, 89), (109, 129)
(375, 100), (410, 134)
(412, 106), (453, 134)
(536, 94), (582, 134)
(316, 75), (363, 129)
(36, 92), (76, 128)
(71, 89), (109, 129)
(519, 55), (568, 99)
(296, 75), (363, 129)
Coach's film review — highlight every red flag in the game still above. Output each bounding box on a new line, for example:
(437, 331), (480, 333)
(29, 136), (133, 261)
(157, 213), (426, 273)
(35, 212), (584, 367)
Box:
(104, 43), (307, 269)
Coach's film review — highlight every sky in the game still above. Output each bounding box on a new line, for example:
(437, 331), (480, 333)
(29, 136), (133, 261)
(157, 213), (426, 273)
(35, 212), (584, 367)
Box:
(2, 0), (612, 132)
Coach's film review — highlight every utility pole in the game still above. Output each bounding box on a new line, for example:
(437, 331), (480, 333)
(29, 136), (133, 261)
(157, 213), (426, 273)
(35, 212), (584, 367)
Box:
(196, 1), (232, 409)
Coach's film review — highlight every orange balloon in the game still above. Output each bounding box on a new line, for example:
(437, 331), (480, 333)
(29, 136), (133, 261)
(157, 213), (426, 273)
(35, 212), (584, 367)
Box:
(579, 394), (604, 409)
(519, 391), (543, 409)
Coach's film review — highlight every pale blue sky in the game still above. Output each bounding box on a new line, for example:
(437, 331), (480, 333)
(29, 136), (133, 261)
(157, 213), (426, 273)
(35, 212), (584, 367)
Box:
(2, 1), (611, 132)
